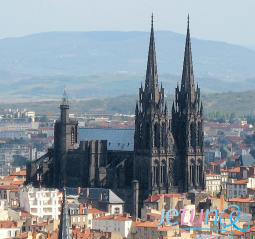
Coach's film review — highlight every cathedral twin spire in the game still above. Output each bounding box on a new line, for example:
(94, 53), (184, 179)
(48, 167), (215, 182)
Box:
(144, 14), (160, 104)
(181, 16), (196, 101)
(142, 14), (199, 114)
(137, 14), (166, 117)
(171, 15), (203, 117)
(135, 14), (204, 194)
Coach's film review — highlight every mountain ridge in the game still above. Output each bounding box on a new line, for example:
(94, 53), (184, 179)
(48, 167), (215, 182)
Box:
(0, 31), (254, 99)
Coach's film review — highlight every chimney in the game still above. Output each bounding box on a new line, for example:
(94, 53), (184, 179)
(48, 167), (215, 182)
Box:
(220, 194), (225, 211)
(132, 180), (139, 218)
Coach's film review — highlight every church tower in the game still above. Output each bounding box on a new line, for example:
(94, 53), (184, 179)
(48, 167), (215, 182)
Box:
(172, 17), (205, 192)
(134, 16), (176, 200)
(53, 91), (78, 187)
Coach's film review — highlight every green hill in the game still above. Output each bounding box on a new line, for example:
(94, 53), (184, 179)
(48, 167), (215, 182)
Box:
(1, 91), (255, 116)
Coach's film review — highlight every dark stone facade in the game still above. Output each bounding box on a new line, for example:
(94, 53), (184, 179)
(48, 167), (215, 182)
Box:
(172, 18), (205, 192)
(26, 16), (205, 214)
(133, 18), (176, 202)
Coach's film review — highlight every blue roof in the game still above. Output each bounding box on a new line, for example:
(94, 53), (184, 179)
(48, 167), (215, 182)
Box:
(240, 154), (255, 167)
(79, 128), (134, 151)
(66, 187), (124, 204)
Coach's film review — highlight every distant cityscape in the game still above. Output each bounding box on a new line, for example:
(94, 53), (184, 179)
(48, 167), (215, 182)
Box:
(1, 15), (255, 239)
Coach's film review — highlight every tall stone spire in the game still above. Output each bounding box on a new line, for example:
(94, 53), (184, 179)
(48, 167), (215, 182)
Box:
(58, 188), (71, 239)
(181, 15), (196, 104)
(134, 15), (176, 201)
(172, 15), (205, 192)
(61, 89), (69, 106)
(144, 13), (160, 103)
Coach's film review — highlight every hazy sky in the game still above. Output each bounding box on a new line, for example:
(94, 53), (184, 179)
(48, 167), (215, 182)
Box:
(1, 0), (254, 46)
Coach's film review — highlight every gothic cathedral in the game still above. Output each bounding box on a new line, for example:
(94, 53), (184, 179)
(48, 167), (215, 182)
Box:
(26, 16), (205, 214)
(134, 16), (205, 200)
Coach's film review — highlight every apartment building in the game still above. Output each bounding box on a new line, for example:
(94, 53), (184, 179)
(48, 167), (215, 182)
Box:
(20, 186), (62, 220)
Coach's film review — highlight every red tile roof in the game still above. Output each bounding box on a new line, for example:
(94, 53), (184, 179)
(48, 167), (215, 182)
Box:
(231, 179), (248, 185)
(95, 214), (132, 222)
(228, 197), (255, 203)
(145, 193), (183, 203)
(10, 170), (26, 177)
(88, 208), (105, 214)
(0, 221), (17, 228)
(206, 174), (220, 177)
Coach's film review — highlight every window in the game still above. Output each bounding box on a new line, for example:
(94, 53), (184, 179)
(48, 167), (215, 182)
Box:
(71, 127), (75, 145)
(154, 123), (160, 148)
(114, 207), (120, 214)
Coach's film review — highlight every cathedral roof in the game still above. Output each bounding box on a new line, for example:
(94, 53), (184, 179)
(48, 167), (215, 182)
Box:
(66, 187), (125, 204)
(79, 128), (134, 151)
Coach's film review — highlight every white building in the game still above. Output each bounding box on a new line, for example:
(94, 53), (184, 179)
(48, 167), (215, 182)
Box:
(20, 186), (62, 220)
(226, 179), (248, 199)
(206, 174), (222, 195)
(25, 111), (36, 122)
(247, 177), (255, 189)
(92, 214), (133, 238)
(0, 200), (8, 221)
(0, 221), (20, 239)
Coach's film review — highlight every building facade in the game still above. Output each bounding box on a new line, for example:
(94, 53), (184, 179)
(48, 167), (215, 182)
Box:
(205, 174), (222, 196)
(20, 186), (62, 220)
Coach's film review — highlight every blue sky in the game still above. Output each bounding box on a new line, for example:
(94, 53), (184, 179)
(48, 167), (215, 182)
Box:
(1, 0), (254, 45)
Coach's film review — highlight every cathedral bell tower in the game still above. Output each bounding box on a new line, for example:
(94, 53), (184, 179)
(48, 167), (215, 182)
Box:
(172, 16), (205, 192)
(134, 15), (176, 201)
(53, 90), (78, 187)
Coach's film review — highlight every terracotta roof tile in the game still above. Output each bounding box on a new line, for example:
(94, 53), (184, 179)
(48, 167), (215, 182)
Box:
(10, 170), (26, 177)
(228, 197), (255, 203)
(95, 214), (132, 221)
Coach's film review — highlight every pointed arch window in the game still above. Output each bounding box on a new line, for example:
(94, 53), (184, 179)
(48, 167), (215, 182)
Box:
(198, 121), (203, 147)
(162, 160), (167, 185)
(145, 123), (150, 148)
(71, 127), (75, 145)
(154, 161), (160, 186)
(190, 122), (196, 149)
(154, 123), (160, 148)
(161, 123), (166, 147)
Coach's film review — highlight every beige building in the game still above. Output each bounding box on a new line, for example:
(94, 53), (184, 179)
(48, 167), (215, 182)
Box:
(92, 214), (133, 238)
(132, 221), (196, 239)
(226, 179), (248, 198)
(69, 204), (105, 229)
(227, 197), (255, 214)
(0, 221), (20, 239)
